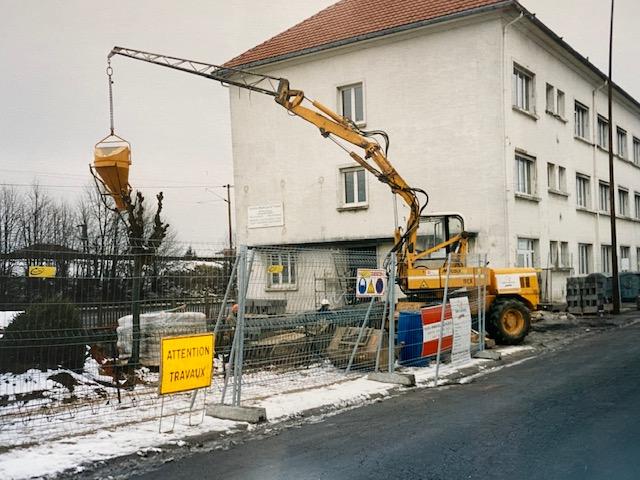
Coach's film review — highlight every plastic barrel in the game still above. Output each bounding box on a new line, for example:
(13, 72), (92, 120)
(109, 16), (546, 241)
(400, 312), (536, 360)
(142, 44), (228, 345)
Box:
(398, 311), (428, 367)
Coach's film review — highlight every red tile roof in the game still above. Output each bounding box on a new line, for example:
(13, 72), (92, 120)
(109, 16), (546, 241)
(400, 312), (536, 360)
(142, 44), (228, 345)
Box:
(225, 0), (510, 68)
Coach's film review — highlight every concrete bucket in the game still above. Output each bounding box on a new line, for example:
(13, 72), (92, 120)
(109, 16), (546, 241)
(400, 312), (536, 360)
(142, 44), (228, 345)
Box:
(92, 135), (131, 211)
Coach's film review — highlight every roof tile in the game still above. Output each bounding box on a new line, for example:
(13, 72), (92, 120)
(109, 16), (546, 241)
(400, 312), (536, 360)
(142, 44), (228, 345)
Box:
(225, 0), (508, 68)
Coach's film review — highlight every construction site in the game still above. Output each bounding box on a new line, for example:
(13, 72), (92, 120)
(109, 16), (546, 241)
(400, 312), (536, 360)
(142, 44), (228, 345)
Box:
(1, 1), (640, 479)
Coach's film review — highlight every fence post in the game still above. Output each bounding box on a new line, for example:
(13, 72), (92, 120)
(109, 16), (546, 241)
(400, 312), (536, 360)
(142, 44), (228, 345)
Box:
(434, 253), (452, 385)
(213, 254), (240, 336)
(346, 297), (376, 373)
(387, 252), (397, 374)
(130, 255), (143, 366)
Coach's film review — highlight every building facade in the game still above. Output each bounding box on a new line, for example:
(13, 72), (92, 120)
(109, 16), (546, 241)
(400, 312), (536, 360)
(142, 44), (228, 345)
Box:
(225, 0), (640, 304)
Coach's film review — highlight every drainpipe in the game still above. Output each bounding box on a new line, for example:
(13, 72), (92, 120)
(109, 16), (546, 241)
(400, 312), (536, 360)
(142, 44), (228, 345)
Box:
(592, 81), (608, 271)
(502, 11), (525, 266)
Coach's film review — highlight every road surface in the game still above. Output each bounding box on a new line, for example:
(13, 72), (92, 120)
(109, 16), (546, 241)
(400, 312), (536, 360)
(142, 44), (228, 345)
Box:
(130, 323), (640, 480)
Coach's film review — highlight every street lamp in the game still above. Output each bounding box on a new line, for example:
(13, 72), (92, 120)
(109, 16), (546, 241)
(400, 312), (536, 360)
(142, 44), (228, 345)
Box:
(607, 0), (621, 313)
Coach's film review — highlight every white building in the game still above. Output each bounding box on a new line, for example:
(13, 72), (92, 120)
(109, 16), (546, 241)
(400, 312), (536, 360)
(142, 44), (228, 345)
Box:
(224, 0), (640, 304)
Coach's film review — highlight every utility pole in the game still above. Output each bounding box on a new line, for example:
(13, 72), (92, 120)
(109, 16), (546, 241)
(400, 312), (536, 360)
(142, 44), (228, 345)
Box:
(607, 0), (621, 314)
(224, 184), (233, 250)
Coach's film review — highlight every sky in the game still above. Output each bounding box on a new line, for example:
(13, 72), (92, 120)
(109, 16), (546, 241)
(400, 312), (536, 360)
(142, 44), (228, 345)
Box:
(1, 0), (638, 247)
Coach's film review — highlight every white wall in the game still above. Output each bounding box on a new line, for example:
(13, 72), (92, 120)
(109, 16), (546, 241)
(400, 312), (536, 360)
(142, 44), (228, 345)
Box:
(229, 14), (507, 258)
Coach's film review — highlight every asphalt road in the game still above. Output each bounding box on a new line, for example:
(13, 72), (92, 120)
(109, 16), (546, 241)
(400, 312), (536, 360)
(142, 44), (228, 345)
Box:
(133, 323), (640, 480)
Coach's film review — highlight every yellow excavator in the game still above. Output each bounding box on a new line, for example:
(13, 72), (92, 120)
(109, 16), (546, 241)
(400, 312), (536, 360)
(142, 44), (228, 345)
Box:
(93, 47), (539, 344)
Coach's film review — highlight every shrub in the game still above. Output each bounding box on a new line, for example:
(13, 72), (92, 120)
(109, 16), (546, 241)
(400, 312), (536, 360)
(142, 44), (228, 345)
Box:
(0, 301), (87, 374)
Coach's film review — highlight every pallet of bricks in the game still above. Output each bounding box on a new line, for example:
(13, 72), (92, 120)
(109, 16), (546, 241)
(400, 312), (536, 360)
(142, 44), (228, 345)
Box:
(566, 274), (612, 315)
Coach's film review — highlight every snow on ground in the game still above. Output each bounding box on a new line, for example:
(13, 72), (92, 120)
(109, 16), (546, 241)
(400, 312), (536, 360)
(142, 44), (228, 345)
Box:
(0, 413), (239, 480)
(0, 311), (22, 330)
(0, 345), (531, 480)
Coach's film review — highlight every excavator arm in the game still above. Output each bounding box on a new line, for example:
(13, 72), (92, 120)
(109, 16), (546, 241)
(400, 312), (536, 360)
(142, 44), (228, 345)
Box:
(104, 47), (432, 288)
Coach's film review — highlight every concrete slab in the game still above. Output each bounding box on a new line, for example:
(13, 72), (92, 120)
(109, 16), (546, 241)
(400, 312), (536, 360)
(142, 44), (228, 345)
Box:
(206, 404), (267, 423)
(367, 372), (416, 386)
(473, 350), (502, 361)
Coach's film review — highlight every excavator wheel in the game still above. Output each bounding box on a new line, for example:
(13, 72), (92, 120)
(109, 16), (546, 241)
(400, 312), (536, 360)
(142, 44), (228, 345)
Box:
(486, 299), (530, 345)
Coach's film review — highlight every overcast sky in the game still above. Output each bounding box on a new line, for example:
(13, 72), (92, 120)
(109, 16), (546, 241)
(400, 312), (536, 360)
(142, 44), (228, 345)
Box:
(1, 0), (637, 248)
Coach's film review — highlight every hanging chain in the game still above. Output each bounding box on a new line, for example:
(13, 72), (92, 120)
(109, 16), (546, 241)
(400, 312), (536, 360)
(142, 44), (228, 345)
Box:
(107, 59), (115, 135)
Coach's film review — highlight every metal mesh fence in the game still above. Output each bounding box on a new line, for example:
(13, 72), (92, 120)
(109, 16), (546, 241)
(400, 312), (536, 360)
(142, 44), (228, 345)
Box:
(0, 243), (487, 447)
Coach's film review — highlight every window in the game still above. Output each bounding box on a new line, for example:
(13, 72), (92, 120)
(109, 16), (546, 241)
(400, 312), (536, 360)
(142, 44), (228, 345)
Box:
(267, 251), (297, 289)
(515, 153), (535, 195)
(549, 241), (559, 268)
(560, 242), (570, 267)
(576, 174), (591, 208)
(516, 238), (537, 268)
(557, 90), (565, 118)
(598, 181), (610, 213)
(558, 166), (566, 192)
(547, 163), (567, 193)
(635, 193), (640, 219)
(597, 116), (609, 149)
(618, 188), (629, 216)
(546, 84), (555, 113)
(340, 166), (367, 207)
(634, 137), (640, 165)
(338, 83), (364, 124)
(636, 247), (640, 271)
(601, 245), (612, 274)
(620, 246), (631, 272)
(574, 101), (589, 139)
(617, 127), (627, 158)
(512, 65), (534, 112)
(547, 163), (556, 190)
(578, 243), (592, 275)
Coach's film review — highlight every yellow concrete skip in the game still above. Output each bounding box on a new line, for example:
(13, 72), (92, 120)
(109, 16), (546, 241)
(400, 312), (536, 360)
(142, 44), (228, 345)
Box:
(159, 333), (214, 395)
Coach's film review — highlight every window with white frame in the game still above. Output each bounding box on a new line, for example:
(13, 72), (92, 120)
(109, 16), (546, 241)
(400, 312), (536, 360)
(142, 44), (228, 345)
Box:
(547, 163), (556, 190)
(618, 188), (629, 216)
(597, 115), (609, 149)
(634, 137), (640, 165)
(576, 174), (591, 208)
(515, 153), (536, 195)
(578, 243), (592, 275)
(546, 84), (554, 113)
(574, 101), (589, 139)
(549, 241), (559, 268)
(635, 193), (640, 219)
(601, 245), (612, 274)
(558, 166), (567, 192)
(557, 90), (565, 118)
(547, 163), (567, 193)
(512, 65), (534, 112)
(267, 251), (297, 289)
(598, 181), (610, 213)
(560, 241), (570, 267)
(620, 246), (631, 272)
(338, 83), (364, 124)
(516, 238), (537, 268)
(340, 166), (367, 207)
(617, 127), (627, 158)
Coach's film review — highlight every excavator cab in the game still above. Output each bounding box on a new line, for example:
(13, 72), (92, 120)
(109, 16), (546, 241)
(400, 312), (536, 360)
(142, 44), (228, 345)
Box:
(413, 213), (468, 269)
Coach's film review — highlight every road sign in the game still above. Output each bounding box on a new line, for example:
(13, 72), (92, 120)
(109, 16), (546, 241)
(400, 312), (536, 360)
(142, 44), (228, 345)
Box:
(159, 333), (214, 395)
(420, 304), (453, 357)
(356, 268), (387, 297)
(28, 266), (56, 278)
(450, 296), (472, 365)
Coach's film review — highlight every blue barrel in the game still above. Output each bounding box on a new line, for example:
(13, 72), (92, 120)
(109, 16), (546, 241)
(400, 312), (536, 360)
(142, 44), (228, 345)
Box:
(398, 311), (428, 367)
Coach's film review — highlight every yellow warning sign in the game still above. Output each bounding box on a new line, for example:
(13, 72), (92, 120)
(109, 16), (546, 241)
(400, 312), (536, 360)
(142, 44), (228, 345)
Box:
(159, 333), (214, 395)
(28, 266), (57, 278)
(267, 264), (284, 274)
(367, 280), (375, 294)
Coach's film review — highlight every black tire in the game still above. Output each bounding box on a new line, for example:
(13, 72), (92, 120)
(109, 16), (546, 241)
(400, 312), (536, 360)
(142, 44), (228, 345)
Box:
(486, 299), (531, 345)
